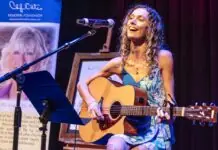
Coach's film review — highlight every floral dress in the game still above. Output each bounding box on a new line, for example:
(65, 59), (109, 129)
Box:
(115, 66), (175, 149)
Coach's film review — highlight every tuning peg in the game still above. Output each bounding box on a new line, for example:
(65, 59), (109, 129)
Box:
(192, 120), (196, 126)
(208, 122), (214, 127)
(202, 102), (207, 106)
(210, 103), (215, 106)
(199, 121), (205, 127)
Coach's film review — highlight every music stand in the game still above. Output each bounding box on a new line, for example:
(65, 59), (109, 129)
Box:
(22, 71), (88, 150)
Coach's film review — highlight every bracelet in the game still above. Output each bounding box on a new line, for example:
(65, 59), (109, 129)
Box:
(88, 101), (98, 112)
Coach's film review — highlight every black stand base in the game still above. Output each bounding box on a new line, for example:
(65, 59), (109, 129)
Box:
(39, 100), (50, 150)
(39, 123), (47, 150)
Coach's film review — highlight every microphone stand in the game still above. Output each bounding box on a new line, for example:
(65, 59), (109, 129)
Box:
(99, 27), (113, 53)
(0, 29), (96, 150)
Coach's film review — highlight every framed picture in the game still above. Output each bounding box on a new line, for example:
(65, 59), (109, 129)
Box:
(59, 52), (120, 148)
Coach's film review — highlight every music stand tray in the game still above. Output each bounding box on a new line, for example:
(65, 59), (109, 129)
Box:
(22, 70), (85, 125)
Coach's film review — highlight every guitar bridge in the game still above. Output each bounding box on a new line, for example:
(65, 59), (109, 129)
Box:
(98, 114), (110, 130)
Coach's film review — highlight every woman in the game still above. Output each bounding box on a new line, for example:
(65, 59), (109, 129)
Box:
(0, 26), (49, 100)
(77, 4), (176, 150)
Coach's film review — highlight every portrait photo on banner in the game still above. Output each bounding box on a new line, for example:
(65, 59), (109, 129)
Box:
(0, 24), (58, 101)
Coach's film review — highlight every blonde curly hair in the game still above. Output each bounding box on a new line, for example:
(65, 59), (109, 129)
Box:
(119, 4), (165, 70)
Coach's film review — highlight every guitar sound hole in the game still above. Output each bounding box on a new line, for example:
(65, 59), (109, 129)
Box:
(110, 101), (121, 119)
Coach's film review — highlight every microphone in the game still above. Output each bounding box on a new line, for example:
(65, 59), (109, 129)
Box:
(76, 18), (115, 28)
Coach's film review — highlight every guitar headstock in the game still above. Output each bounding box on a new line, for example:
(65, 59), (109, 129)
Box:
(185, 103), (218, 125)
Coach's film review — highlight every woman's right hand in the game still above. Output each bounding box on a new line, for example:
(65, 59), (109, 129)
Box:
(88, 100), (104, 120)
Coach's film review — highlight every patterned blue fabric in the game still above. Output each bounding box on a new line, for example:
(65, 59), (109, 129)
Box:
(115, 66), (175, 149)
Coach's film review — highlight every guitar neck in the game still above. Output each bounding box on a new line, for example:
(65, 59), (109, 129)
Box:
(121, 106), (191, 117)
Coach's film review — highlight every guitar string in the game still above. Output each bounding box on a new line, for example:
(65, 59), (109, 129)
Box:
(80, 107), (205, 116)
(80, 108), (200, 112)
(80, 106), (202, 112)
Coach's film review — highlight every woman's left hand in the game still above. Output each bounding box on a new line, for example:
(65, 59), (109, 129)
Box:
(155, 100), (176, 123)
(155, 107), (171, 123)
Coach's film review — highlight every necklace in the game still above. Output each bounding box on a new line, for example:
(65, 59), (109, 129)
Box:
(126, 59), (149, 75)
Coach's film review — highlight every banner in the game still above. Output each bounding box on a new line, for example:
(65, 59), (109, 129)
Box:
(0, 0), (62, 150)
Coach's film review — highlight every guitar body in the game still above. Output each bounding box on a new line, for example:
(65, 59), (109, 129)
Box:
(79, 77), (147, 144)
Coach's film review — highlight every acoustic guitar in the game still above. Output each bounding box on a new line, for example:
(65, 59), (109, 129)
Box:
(79, 77), (217, 144)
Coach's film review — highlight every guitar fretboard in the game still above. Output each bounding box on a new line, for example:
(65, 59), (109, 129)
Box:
(120, 106), (199, 117)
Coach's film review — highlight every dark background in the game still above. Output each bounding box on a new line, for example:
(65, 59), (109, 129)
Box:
(49, 0), (218, 149)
